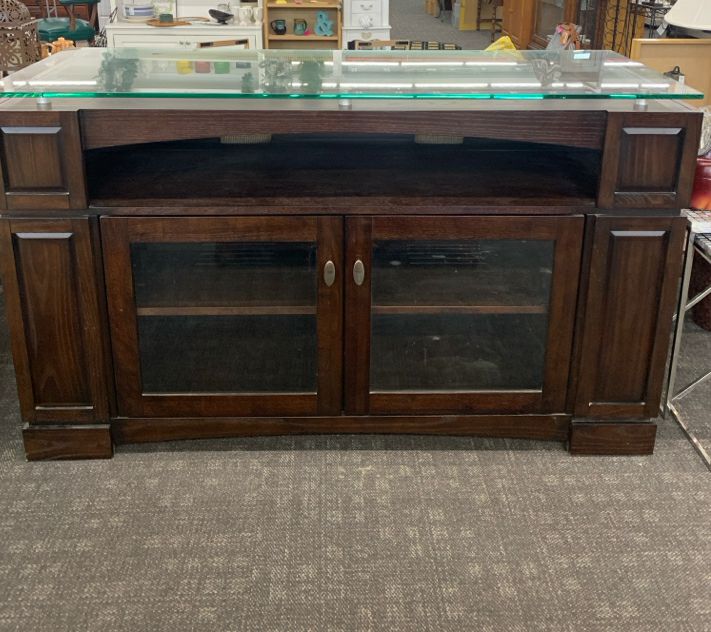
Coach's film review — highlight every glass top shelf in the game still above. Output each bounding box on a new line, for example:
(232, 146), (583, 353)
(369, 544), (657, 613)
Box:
(0, 47), (703, 101)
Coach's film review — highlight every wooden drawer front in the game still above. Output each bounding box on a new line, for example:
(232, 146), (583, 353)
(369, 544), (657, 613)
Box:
(574, 216), (686, 419)
(0, 113), (86, 210)
(0, 219), (111, 424)
(598, 112), (702, 210)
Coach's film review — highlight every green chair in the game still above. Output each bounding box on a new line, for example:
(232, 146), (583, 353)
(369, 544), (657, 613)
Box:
(37, 16), (95, 42)
(59, 0), (100, 30)
(37, 0), (97, 43)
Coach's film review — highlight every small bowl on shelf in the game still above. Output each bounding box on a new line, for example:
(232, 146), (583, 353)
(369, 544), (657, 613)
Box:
(209, 8), (234, 23)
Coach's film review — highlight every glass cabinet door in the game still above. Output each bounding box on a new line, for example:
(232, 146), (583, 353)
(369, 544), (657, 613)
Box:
(345, 216), (583, 415)
(102, 217), (342, 417)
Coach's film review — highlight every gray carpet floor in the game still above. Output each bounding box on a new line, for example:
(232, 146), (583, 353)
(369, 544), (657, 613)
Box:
(0, 291), (710, 631)
(390, 0), (492, 49)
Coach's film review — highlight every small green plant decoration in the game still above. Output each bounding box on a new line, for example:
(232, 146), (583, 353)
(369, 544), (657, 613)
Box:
(240, 72), (256, 94)
(97, 51), (139, 93)
(298, 60), (325, 94)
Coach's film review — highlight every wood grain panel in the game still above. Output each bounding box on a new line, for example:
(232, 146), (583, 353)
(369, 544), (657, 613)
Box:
(112, 414), (571, 444)
(80, 110), (606, 150)
(317, 217), (344, 415)
(0, 218), (111, 424)
(2, 128), (64, 189)
(569, 421), (656, 455)
(574, 216), (687, 419)
(23, 425), (112, 460)
(14, 231), (89, 405)
(617, 129), (681, 192)
(598, 112), (703, 209)
(0, 112), (87, 209)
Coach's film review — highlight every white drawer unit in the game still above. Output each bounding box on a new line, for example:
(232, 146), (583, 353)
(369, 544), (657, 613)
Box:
(343, 0), (389, 45)
(106, 23), (263, 49)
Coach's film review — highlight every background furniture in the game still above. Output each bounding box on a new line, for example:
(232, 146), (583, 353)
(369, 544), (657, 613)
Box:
(264, 1), (341, 49)
(106, 20), (263, 48)
(59, 0), (99, 30)
(343, 0), (388, 46)
(0, 0), (41, 74)
(630, 38), (711, 107)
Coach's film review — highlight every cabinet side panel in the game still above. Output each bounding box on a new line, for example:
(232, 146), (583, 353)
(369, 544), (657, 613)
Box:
(14, 231), (90, 406)
(593, 231), (667, 401)
(575, 216), (686, 418)
(0, 218), (110, 425)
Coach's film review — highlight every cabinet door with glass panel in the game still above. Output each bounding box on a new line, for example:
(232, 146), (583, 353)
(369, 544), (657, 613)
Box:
(102, 216), (342, 418)
(345, 216), (583, 415)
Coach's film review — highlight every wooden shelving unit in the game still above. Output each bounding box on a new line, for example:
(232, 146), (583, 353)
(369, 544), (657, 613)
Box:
(264, 1), (342, 49)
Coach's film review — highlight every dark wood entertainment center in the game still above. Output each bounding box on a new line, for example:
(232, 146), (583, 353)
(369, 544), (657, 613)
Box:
(0, 49), (703, 459)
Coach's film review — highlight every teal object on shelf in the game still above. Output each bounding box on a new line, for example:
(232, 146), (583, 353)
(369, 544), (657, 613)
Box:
(314, 11), (334, 36)
(37, 17), (96, 42)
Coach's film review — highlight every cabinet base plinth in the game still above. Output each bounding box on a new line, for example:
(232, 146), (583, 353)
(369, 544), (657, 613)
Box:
(569, 420), (657, 455)
(23, 424), (113, 461)
(112, 414), (571, 445)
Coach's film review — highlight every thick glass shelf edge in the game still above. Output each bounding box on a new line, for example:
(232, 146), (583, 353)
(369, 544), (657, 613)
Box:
(1, 47), (703, 101)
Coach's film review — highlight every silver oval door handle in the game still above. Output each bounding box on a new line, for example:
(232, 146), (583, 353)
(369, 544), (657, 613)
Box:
(353, 259), (365, 286)
(323, 260), (336, 287)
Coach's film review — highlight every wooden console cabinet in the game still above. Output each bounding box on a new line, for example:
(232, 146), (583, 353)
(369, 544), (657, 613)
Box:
(0, 53), (702, 460)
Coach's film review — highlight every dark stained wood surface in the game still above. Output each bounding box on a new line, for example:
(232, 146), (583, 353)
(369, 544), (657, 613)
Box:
(574, 215), (687, 419)
(0, 111), (87, 211)
(598, 111), (703, 210)
(86, 137), (600, 209)
(344, 217), (372, 415)
(80, 109), (607, 151)
(23, 425), (113, 460)
(317, 217), (344, 415)
(0, 218), (111, 424)
(569, 421), (656, 455)
(112, 413), (571, 443)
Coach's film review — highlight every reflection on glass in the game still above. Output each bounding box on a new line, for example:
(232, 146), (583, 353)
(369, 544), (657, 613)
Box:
(370, 239), (553, 391)
(131, 241), (318, 394)
(535, 0), (565, 42)
(131, 241), (316, 309)
(138, 315), (316, 393)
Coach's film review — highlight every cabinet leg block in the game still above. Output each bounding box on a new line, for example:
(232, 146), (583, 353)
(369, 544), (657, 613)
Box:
(22, 424), (113, 461)
(569, 420), (656, 455)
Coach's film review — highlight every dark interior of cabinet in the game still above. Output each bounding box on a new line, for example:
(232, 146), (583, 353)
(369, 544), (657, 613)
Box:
(86, 134), (600, 208)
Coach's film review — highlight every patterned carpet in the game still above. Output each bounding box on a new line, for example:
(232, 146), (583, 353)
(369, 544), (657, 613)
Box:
(0, 292), (710, 631)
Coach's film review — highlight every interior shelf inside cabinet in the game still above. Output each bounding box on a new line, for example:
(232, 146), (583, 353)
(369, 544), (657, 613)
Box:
(86, 134), (600, 209)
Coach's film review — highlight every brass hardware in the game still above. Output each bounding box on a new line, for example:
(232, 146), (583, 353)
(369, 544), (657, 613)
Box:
(324, 260), (336, 287)
(353, 259), (365, 286)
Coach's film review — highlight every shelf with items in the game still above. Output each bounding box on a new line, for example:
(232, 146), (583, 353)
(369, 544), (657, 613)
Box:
(264, 1), (342, 48)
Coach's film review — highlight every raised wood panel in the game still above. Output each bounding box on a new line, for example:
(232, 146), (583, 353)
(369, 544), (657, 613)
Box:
(598, 112), (703, 209)
(0, 112), (87, 210)
(574, 216), (687, 419)
(3, 128), (64, 190)
(617, 129), (682, 192)
(0, 218), (111, 424)
(14, 231), (90, 405)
